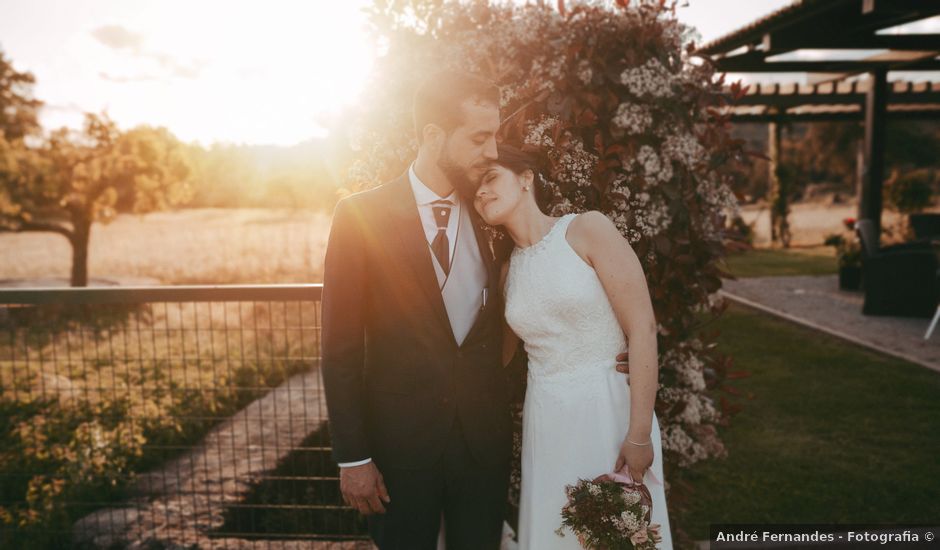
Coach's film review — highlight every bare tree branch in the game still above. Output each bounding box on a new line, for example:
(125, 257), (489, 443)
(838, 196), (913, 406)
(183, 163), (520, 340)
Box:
(0, 219), (73, 239)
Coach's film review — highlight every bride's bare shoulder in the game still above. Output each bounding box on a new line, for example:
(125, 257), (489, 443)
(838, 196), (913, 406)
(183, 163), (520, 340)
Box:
(567, 210), (620, 242)
(567, 210), (632, 264)
(568, 209), (612, 229)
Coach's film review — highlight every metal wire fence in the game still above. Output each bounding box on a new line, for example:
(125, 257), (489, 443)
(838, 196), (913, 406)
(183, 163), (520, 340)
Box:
(0, 285), (370, 549)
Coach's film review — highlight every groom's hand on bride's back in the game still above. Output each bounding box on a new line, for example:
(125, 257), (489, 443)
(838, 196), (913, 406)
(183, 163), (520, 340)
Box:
(615, 352), (630, 375)
(340, 462), (391, 515)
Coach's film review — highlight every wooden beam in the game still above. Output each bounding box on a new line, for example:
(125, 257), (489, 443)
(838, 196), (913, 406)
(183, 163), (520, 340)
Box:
(807, 73), (858, 86)
(697, 0), (848, 55)
(755, 2), (938, 55)
(863, 0), (940, 14)
(762, 33), (940, 52)
(733, 89), (940, 108)
(715, 55), (940, 72)
(700, 0), (939, 56)
(806, 50), (939, 86)
(728, 109), (940, 123)
(859, 68), (888, 239)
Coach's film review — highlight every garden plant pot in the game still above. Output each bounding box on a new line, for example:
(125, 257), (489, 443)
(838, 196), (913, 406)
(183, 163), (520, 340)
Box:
(839, 265), (861, 290)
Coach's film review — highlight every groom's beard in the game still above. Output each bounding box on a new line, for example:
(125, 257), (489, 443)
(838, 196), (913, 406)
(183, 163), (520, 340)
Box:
(437, 154), (478, 203)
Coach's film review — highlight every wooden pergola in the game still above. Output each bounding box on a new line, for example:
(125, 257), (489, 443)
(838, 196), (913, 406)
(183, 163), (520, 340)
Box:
(729, 80), (940, 122)
(697, 0), (940, 241)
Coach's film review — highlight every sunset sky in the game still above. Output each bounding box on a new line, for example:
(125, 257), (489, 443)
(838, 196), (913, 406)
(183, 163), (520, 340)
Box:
(1, 0), (937, 147)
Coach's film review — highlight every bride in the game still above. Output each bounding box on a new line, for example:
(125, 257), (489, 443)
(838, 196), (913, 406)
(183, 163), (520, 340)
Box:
(472, 143), (674, 549)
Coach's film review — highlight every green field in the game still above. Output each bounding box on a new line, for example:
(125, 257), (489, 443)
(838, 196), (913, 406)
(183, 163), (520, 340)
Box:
(720, 246), (839, 278)
(674, 301), (940, 542)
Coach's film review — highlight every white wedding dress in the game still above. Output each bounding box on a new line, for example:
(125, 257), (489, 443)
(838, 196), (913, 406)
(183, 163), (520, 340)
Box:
(503, 212), (673, 550)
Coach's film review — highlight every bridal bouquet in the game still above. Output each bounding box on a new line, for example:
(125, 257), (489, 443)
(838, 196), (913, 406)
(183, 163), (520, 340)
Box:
(556, 471), (662, 549)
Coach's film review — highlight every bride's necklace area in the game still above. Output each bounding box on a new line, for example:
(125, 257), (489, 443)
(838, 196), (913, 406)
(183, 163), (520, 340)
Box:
(512, 216), (565, 257)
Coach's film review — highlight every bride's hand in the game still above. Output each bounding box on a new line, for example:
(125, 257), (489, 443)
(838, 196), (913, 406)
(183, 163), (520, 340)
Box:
(614, 435), (654, 483)
(615, 351), (629, 375)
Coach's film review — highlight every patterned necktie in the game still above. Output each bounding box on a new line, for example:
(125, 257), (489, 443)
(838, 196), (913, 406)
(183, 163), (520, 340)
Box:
(431, 200), (453, 275)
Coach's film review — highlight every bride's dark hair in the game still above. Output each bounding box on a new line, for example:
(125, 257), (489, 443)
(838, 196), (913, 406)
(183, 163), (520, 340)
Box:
(492, 143), (553, 215)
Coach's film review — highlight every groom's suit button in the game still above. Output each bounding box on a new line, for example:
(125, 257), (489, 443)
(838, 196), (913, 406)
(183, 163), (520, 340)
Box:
(456, 351), (464, 358)
(440, 397), (450, 405)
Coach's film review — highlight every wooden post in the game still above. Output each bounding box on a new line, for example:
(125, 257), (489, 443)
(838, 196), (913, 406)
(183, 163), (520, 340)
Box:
(859, 68), (887, 243)
(768, 119), (782, 244)
(855, 136), (865, 216)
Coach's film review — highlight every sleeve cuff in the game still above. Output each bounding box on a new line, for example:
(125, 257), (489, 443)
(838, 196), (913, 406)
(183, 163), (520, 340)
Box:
(337, 457), (372, 468)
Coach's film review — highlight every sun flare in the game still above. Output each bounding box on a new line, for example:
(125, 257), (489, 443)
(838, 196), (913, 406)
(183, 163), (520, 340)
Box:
(5, 0), (375, 146)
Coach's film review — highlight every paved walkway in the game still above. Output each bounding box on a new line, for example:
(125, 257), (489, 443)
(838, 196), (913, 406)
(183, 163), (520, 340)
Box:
(720, 274), (940, 373)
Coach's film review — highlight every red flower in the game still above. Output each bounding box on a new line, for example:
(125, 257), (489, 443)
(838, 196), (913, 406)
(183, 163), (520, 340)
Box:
(843, 217), (856, 230)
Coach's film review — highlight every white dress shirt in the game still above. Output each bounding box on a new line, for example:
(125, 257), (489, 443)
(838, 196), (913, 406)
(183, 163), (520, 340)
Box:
(337, 164), (460, 469)
(409, 162), (460, 274)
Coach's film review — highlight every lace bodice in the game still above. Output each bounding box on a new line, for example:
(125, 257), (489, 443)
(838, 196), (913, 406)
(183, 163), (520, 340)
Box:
(504, 213), (628, 381)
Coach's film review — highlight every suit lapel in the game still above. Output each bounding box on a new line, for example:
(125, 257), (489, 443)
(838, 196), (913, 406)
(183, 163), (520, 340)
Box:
(458, 198), (498, 348)
(468, 203), (496, 279)
(386, 172), (457, 348)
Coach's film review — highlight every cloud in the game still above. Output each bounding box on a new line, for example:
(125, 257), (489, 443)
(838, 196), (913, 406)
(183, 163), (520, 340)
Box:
(99, 71), (161, 83)
(170, 63), (204, 79)
(91, 25), (144, 52)
(150, 53), (206, 79)
(42, 101), (85, 113)
(91, 25), (205, 82)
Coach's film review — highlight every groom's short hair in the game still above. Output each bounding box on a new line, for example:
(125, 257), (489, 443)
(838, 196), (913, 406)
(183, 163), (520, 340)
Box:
(413, 70), (499, 144)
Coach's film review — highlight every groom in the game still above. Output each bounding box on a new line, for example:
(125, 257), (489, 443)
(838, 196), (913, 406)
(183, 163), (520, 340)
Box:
(321, 71), (514, 549)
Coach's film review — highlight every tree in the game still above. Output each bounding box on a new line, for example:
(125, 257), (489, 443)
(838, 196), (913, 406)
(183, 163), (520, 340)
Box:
(0, 49), (42, 141)
(780, 120), (940, 192)
(0, 113), (193, 286)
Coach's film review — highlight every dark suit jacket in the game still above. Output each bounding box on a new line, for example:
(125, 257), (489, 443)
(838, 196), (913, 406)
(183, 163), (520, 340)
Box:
(321, 169), (515, 470)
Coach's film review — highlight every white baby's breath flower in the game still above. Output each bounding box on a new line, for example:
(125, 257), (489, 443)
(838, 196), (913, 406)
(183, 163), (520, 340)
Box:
(524, 115), (559, 148)
(613, 102), (653, 134)
(554, 137), (597, 188)
(663, 132), (706, 169)
(576, 59), (593, 85)
(620, 57), (676, 98)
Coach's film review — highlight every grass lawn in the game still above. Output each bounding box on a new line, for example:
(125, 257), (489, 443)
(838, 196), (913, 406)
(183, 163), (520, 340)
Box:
(720, 246), (839, 278)
(673, 301), (940, 542)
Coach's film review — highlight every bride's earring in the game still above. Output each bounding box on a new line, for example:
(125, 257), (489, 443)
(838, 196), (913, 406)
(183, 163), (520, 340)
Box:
(523, 185), (530, 191)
